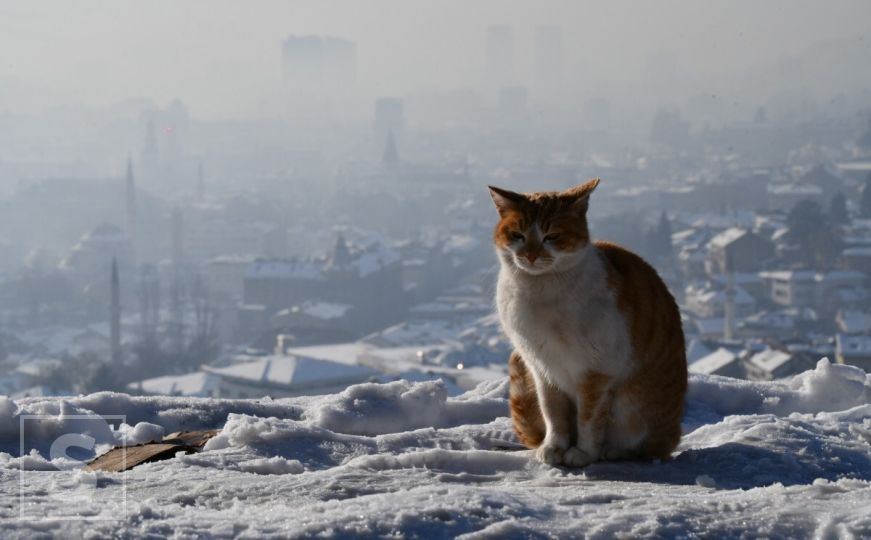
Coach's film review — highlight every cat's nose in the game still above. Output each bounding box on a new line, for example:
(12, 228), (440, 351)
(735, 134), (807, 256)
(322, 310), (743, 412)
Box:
(526, 253), (539, 264)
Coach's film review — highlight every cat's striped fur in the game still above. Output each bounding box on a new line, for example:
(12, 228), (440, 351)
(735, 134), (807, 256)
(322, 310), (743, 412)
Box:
(490, 179), (687, 466)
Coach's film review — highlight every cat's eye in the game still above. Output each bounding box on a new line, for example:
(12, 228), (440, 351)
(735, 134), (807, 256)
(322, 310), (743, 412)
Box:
(510, 232), (525, 242)
(543, 233), (560, 242)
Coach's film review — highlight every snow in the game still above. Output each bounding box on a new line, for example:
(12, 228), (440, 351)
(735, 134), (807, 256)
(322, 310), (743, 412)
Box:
(0, 359), (869, 537)
(298, 301), (352, 320)
(117, 421), (165, 446)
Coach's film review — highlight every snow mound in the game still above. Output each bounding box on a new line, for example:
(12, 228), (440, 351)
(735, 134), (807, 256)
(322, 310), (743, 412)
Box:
(1, 359), (870, 538)
(686, 358), (871, 428)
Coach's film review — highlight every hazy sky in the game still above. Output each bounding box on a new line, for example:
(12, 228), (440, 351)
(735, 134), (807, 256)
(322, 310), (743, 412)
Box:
(2, 0), (869, 118)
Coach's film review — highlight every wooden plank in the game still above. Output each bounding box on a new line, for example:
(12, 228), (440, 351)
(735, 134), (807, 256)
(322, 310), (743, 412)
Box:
(85, 443), (197, 472)
(84, 429), (221, 472)
(162, 430), (221, 449)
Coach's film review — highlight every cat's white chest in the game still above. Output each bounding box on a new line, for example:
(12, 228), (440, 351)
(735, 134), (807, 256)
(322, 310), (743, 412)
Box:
(496, 260), (633, 393)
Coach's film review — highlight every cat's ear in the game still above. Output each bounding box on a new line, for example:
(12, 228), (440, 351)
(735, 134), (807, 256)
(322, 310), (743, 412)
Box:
(563, 178), (600, 213)
(488, 186), (524, 215)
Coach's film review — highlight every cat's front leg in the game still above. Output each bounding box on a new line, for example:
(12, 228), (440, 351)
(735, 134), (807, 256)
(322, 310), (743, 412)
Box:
(564, 371), (613, 467)
(532, 375), (573, 465)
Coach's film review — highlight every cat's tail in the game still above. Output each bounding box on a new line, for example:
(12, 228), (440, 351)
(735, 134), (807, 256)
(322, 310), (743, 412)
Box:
(508, 351), (545, 448)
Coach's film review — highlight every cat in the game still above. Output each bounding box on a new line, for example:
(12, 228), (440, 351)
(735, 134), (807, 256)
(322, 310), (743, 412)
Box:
(489, 178), (687, 467)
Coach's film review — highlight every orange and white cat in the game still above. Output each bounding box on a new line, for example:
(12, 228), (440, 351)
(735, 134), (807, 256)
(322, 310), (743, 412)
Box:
(489, 178), (687, 467)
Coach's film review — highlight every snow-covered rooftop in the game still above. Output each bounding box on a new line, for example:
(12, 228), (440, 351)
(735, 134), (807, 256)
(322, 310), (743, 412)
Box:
(298, 301), (352, 320)
(129, 372), (219, 397)
(205, 354), (378, 389)
(3, 359), (870, 536)
(748, 349), (793, 373)
(689, 347), (739, 374)
(246, 258), (324, 280)
(707, 227), (748, 249)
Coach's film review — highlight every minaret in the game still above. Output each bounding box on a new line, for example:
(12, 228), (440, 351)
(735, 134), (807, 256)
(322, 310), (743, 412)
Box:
(125, 157), (137, 229)
(110, 258), (121, 363)
(125, 157), (138, 267)
(196, 160), (205, 201)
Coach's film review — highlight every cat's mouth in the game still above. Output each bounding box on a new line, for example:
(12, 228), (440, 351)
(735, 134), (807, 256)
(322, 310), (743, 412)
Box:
(513, 256), (555, 274)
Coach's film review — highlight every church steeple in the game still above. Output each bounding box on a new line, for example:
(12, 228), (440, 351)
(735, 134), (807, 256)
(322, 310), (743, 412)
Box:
(327, 233), (352, 270)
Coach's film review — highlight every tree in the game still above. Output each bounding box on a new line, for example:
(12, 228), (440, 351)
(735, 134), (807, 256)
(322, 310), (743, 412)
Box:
(828, 192), (849, 224)
(861, 173), (871, 218)
(656, 211), (673, 251)
(787, 200), (842, 269)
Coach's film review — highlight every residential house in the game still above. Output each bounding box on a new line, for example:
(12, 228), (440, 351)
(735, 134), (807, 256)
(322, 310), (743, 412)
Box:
(759, 270), (818, 308)
(745, 348), (816, 381)
(835, 334), (871, 372)
(689, 348), (745, 378)
(128, 372), (219, 397)
(204, 353), (379, 399)
(706, 228), (774, 275)
(836, 310), (871, 334)
(684, 283), (756, 319)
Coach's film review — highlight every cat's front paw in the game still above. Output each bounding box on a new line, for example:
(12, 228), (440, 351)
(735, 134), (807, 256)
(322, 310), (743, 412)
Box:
(535, 443), (566, 465)
(563, 446), (595, 467)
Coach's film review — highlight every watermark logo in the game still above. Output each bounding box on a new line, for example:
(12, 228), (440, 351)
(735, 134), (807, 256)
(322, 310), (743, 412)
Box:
(19, 414), (127, 521)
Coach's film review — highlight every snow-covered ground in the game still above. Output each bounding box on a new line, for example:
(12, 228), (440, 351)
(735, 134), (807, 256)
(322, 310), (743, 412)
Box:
(1, 358), (870, 538)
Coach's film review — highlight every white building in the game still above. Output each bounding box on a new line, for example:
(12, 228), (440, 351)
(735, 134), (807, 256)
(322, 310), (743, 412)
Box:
(835, 334), (871, 372)
(689, 348), (744, 378)
(203, 354), (379, 399)
(129, 372), (219, 397)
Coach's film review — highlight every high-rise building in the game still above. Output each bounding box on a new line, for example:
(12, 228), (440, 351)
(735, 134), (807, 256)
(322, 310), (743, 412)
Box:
(535, 25), (562, 86)
(281, 35), (357, 93)
(486, 26), (514, 87)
